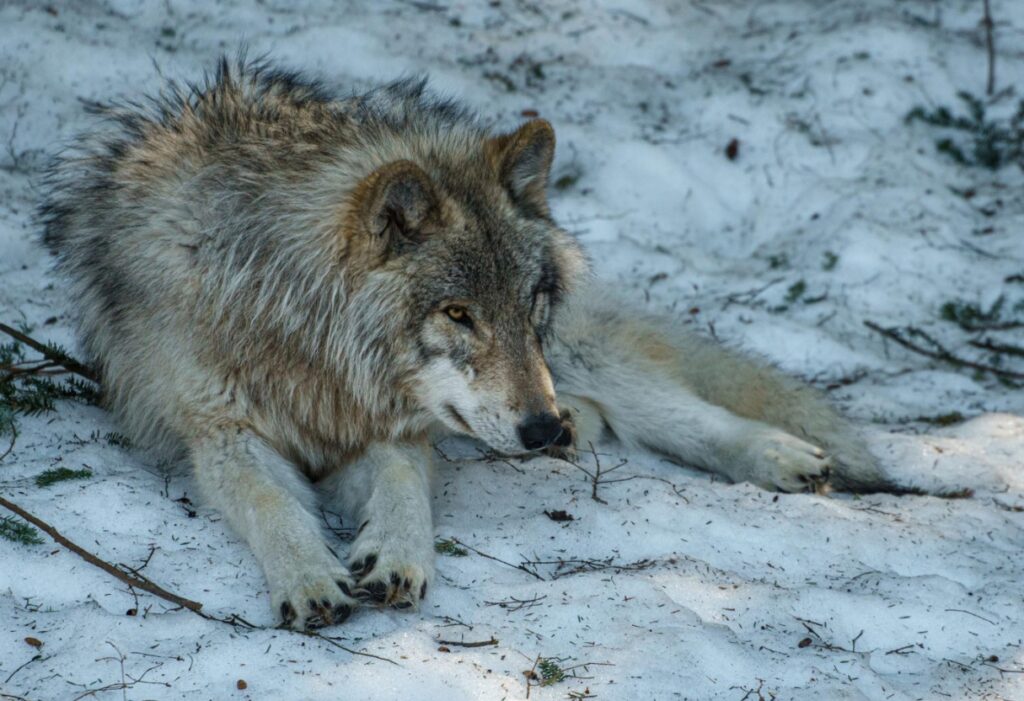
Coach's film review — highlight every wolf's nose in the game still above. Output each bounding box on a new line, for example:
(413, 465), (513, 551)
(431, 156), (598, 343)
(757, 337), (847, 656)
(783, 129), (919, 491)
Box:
(518, 412), (564, 451)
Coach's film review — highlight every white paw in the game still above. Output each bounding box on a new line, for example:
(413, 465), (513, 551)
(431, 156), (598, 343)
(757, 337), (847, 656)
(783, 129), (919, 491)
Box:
(348, 516), (434, 609)
(546, 394), (605, 459)
(746, 429), (832, 492)
(268, 548), (358, 629)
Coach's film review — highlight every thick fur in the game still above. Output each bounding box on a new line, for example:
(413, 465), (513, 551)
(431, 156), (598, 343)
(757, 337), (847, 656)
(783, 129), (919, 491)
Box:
(41, 57), (894, 629)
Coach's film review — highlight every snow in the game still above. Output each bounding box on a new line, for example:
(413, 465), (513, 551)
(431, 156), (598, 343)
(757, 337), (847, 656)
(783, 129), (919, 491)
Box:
(2, 1), (1023, 699)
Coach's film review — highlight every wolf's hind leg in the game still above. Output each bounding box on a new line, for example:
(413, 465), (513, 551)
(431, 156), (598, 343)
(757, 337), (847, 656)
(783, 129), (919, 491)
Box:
(191, 428), (357, 629)
(321, 442), (434, 609)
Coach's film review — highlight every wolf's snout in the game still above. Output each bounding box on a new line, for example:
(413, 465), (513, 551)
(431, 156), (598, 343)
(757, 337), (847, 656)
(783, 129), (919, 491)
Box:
(517, 412), (564, 451)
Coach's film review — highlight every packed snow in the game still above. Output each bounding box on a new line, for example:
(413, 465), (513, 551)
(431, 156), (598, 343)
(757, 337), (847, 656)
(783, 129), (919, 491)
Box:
(1, 1), (1023, 699)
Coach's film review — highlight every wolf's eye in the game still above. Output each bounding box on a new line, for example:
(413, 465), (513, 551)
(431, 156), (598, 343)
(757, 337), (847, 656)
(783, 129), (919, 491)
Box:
(444, 306), (473, 328)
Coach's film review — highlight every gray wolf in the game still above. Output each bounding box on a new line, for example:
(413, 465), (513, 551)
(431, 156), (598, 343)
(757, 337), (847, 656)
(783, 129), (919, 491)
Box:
(40, 57), (894, 629)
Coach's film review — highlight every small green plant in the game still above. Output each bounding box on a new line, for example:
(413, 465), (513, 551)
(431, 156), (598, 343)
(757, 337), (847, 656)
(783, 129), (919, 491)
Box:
(916, 411), (965, 426)
(1, 332), (100, 438)
(537, 658), (566, 686)
(784, 280), (807, 304)
(906, 92), (1024, 170)
(35, 467), (93, 487)
(434, 538), (468, 557)
(940, 296), (1023, 332)
(0, 516), (44, 545)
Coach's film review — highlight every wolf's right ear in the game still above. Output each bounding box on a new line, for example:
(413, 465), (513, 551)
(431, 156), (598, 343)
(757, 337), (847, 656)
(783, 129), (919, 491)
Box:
(352, 160), (440, 257)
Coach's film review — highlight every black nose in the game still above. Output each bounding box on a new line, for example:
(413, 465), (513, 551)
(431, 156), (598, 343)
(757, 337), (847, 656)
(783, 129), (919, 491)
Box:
(517, 412), (564, 451)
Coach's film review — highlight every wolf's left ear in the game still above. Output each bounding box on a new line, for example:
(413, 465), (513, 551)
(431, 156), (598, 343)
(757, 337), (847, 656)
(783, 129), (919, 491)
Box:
(353, 160), (440, 258)
(486, 119), (555, 218)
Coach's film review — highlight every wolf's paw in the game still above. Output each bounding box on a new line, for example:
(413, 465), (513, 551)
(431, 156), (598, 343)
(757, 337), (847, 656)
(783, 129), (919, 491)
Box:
(269, 555), (358, 630)
(348, 519), (434, 610)
(747, 429), (832, 493)
(545, 395), (605, 461)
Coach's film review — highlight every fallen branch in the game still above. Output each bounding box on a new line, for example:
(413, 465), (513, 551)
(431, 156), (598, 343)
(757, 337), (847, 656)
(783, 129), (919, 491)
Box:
(0, 495), (202, 612)
(863, 321), (1024, 380)
(0, 495), (396, 665)
(0, 322), (98, 383)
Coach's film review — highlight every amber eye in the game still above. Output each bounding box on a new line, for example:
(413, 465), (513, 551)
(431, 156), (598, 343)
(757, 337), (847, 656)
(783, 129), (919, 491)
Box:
(444, 306), (473, 328)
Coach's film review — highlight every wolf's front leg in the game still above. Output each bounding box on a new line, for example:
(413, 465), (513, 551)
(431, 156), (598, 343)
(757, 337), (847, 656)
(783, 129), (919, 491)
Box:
(322, 442), (434, 609)
(547, 295), (836, 492)
(557, 385), (830, 492)
(191, 428), (357, 629)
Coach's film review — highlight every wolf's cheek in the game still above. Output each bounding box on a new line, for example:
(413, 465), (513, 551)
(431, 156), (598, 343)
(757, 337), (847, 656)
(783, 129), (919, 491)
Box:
(409, 357), (479, 434)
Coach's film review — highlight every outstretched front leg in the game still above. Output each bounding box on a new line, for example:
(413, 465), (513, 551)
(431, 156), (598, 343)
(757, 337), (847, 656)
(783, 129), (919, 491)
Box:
(546, 290), (890, 492)
(191, 427), (358, 629)
(321, 442), (435, 609)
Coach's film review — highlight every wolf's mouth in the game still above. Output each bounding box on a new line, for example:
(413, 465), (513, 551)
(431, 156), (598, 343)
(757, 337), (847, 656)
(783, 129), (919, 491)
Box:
(444, 404), (473, 434)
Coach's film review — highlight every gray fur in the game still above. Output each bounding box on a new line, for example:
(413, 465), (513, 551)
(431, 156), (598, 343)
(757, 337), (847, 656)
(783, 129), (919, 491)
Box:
(41, 56), (896, 629)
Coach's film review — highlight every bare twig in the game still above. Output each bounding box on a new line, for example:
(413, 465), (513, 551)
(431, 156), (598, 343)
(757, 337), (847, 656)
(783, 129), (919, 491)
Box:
(521, 555), (658, 580)
(451, 537), (546, 581)
(485, 594), (547, 612)
(982, 0), (996, 96)
(563, 443), (629, 504)
(863, 321), (1024, 380)
(436, 637), (499, 648)
(0, 323), (98, 383)
(0, 423), (15, 464)
(4, 653), (44, 685)
(944, 608), (997, 625)
(969, 337), (1024, 358)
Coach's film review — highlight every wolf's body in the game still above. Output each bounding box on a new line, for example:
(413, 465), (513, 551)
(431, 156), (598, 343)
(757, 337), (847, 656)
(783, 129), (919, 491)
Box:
(42, 58), (892, 629)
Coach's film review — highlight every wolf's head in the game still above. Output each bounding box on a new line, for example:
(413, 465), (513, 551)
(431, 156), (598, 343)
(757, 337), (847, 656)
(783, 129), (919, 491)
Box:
(343, 118), (587, 454)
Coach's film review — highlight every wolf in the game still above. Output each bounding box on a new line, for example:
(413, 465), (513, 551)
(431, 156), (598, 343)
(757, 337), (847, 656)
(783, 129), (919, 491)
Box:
(40, 57), (895, 629)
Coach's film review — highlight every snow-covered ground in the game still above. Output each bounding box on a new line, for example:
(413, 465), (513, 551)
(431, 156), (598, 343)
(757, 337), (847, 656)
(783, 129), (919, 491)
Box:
(2, 1), (1023, 699)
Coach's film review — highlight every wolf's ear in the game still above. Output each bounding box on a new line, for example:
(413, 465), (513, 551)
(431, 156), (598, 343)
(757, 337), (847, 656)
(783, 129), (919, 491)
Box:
(355, 160), (439, 256)
(486, 119), (555, 217)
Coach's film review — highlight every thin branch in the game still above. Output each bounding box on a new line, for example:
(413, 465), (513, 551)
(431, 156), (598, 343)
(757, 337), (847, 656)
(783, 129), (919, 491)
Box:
(969, 337), (1024, 358)
(863, 321), (1024, 380)
(0, 323), (98, 383)
(0, 496), (397, 665)
(0, 423), (15, 464)
(436, 637), (499, 648)
(982, 0), (996, 96)
(451, 537), (546, 581)
(0, 495), (202, 612)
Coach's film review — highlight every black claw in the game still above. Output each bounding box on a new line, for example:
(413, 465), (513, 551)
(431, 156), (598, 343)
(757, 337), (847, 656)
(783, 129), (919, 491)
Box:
(420, 582), (427, 600)
(333, 604), (352, 623)
(402, 577), (412, 591)
(308, 598), (319, 611)
(321, 597), (333, 609)
(358, 520), (369, 534)
(336, 579), (352, 596)
(389, 572), (401, 586)
(393, 600), (413, 610)
(353, 554), (377, 576)
(360, 580), (388, 602)
(280, 601), (296, 623)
